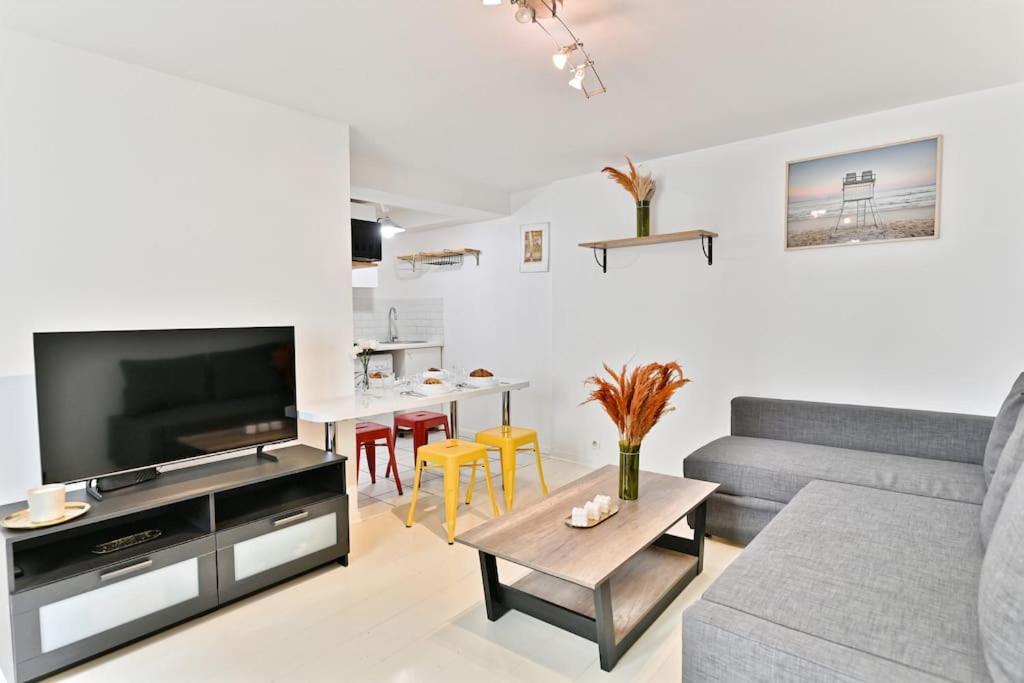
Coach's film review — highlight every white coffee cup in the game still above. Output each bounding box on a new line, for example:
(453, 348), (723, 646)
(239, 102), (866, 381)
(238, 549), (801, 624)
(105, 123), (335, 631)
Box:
(27, 484), (66, 523)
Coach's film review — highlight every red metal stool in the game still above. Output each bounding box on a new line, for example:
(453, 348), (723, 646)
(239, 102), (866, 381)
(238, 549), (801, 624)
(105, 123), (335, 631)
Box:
(393, 411), (451, 469)
(355, 421), (402, 495)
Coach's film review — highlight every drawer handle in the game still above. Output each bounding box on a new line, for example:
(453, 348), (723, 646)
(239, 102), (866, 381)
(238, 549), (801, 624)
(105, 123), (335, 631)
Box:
(272, 510), (309, 527)
(100, 559), (153, 582)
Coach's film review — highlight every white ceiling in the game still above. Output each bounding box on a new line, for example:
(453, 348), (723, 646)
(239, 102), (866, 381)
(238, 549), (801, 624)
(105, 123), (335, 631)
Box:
(3, 0), (1023, 196)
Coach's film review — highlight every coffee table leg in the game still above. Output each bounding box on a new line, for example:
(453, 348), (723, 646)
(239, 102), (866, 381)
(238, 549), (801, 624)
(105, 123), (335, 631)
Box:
(594, 580), (616, 672)
(479, 552), (509, 621)
(692, 501), (707, 575)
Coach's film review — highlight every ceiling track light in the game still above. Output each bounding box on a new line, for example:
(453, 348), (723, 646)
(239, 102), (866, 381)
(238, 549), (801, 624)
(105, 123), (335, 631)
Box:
(488, 0), (607, 99)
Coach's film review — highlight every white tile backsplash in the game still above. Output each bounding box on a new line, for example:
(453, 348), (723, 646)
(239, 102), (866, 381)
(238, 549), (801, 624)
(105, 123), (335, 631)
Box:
(353, 291), (444, 343)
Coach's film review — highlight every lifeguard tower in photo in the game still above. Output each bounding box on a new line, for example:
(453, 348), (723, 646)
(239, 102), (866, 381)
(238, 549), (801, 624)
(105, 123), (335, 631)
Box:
(833, 169), (883, 234)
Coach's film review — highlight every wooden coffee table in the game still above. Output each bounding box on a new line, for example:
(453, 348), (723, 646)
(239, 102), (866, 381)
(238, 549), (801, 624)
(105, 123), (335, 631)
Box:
(455, 465), (718, 671)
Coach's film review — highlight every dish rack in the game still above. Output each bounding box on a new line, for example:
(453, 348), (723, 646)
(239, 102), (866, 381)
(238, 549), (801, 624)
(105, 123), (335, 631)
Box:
(396, 248), (481, 271)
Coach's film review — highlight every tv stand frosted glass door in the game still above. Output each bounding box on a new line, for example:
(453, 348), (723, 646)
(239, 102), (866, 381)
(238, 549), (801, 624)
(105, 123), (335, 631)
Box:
(0, 445), (348, 683)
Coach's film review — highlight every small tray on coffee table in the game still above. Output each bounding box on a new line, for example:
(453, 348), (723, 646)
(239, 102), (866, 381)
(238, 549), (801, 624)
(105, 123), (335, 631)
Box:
(565, 503), (620, 528)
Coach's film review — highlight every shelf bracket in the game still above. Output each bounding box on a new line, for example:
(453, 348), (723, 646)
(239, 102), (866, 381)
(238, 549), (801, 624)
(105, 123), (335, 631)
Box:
(591, 247), (607, 273)
(701, 235), (713, 266)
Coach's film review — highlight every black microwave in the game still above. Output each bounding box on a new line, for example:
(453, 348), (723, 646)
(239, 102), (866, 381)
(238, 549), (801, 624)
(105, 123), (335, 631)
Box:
(351, 219), (382, 262)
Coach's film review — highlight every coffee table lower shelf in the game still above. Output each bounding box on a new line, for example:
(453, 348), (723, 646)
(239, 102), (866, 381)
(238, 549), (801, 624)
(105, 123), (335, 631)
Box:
(479, 539), (701, 671)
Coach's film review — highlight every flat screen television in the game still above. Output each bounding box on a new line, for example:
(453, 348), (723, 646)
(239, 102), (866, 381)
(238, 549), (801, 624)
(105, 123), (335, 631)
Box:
(351, 218), (382, 262)
(34, 326), (298, 485)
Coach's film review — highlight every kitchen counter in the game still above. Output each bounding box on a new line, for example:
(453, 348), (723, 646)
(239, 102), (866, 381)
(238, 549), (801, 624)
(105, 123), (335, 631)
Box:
(373, 341), (443, 351)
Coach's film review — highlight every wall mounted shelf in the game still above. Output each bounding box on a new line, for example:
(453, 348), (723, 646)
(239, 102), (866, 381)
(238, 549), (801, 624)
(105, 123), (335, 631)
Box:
(397, 248), (481, 271)
(578, 230), (718, 273)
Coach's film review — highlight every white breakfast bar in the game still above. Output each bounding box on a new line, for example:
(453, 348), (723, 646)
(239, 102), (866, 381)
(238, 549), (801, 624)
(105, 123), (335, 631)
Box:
(295, 379), (530, 453)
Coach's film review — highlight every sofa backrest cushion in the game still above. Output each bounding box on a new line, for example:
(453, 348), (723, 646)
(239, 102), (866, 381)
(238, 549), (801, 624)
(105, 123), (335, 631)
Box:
(730, 396), (993, 464)
(980, 409), (1024, 549)
(978, 460), (1024, 681)
(984, 373), (1024, 488)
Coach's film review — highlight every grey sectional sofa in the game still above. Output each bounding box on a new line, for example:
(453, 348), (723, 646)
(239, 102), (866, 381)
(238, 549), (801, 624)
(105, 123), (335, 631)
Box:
(682, 381), (1024, 682)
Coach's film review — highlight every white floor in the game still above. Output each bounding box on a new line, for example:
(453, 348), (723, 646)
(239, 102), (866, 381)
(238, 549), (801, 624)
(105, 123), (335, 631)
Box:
(49, 434), (743, 682)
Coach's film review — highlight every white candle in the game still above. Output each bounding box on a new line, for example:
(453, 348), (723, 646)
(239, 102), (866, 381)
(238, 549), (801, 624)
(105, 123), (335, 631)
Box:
(584, 501), (601, 520)
(594, 496), (610, 514)
(571, 507), (588, 526)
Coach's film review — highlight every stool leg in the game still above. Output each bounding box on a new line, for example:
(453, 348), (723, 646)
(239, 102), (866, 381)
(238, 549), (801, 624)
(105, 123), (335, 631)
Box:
(443, 461), (460, 545)
(481, 456), (501, 518)
(388, 431), (402, 495)
(465, 461), (478, 505)
(356, 443), (362, 485)
(413, 424), (427, 469)
(405, 455), (425, 528)
(443, 417), (452, 439)
(366, 443), (377, 484)
(501, 443), (517, 511)
(532, 437), (549, 496)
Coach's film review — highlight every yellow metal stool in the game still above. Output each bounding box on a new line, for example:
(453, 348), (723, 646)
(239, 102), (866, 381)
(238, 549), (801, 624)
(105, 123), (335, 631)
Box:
(405, 439), (501, 544)
(475, 426), (549, 511)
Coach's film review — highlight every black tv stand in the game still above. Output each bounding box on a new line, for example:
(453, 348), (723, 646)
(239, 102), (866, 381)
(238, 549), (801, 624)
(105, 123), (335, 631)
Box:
(0, 445), (348, 683)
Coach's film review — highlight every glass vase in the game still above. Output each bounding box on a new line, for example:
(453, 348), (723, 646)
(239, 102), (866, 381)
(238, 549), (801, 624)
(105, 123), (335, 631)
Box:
(618, 442), (641, 500)
(636, 202), (651, 238)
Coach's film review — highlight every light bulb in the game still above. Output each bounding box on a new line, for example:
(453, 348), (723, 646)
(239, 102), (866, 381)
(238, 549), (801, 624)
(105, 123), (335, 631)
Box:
(569, 67), (585, 90)
(514, 5), (535, 23)
(378, 217), (405, 239)
(552, 51), (568, 70)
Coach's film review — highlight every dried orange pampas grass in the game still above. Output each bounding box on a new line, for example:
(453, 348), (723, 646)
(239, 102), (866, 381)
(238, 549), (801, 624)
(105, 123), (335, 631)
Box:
(601, 156), (656, 204)
(582, 362), (690, 447)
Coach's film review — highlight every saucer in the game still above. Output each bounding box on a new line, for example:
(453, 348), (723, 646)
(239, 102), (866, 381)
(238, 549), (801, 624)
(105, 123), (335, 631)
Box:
(1, 501), (91, 530)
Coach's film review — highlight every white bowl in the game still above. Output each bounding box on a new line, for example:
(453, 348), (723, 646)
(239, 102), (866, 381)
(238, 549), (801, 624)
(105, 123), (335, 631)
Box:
(465, 375), (498, 388)
(369, 375), (395, 388)
(417, 382), (450, 396)
(422, 369), (446, 381)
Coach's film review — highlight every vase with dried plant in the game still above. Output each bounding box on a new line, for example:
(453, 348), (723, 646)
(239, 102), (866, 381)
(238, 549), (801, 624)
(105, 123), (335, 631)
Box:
(602, 157), (656, 238)
(582, 361), (690, 500)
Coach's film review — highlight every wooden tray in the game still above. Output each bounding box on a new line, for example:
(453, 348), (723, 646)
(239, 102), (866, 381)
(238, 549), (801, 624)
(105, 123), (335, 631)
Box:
(565, 503), (620, 528)
(1, 501), (91, 529)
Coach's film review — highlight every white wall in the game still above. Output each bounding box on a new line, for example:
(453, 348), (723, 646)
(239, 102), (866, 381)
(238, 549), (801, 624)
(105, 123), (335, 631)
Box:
(0, 31), (354, 504)
(550, 83), (1024, 473)
(371, 84), (1024, 476)
(372, 188), (553, 444)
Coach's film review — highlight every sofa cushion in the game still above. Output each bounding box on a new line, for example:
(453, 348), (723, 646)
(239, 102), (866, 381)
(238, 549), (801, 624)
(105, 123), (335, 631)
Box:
(979, 464), (1024, 681)
(984, 373), (1024, 488)
(701, 481), (988, 682)
(685, 435), (986, 505)
(731, 396), (993, 465)
(980, 410), (1024, 548)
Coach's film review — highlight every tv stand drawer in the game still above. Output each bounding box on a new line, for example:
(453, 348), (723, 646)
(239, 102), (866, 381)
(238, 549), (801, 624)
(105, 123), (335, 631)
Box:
(215, 495), (348, 603)
(12, 537), (217, 679)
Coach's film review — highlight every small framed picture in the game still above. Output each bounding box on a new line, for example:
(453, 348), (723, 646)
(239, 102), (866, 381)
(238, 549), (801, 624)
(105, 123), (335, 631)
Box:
(785, 135), (942, 250)
(520, 222), (550, 273)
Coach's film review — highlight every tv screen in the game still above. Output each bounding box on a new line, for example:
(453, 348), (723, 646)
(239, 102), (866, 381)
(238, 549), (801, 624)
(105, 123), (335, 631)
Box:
(351, 218), (382, 261)
(34, 327), (298, 484)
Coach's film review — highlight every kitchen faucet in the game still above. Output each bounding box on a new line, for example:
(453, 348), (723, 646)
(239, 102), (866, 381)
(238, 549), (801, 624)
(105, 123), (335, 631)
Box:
(387, 306), (399, 343)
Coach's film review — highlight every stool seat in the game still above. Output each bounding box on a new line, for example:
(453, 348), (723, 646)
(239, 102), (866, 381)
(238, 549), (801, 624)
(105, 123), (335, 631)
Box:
(475, 425), (548, 512)
(405, 439), (500, 544)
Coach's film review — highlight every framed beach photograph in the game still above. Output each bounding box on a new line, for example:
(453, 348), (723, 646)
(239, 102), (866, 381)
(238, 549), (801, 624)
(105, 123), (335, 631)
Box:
(520, 222), (550, 272)
(785, 135), (942, 250)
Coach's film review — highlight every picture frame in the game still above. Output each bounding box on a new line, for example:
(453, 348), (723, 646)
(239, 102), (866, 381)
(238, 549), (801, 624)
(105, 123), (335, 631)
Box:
(785, 135), (943, 251)
(520, 222), (550, 272)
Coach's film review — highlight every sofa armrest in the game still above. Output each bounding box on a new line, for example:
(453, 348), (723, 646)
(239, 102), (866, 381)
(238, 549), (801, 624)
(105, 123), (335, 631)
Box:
(731, 396), (993, 465)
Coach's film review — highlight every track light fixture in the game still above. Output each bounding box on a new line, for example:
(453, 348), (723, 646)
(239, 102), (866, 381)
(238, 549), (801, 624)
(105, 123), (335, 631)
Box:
(484, 0), (606, 99)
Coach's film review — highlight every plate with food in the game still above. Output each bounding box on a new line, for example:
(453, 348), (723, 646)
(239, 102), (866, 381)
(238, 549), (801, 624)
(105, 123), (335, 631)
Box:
(465, 368), (498, 387)
(368, 371), (395, 388)
(418, 377), (451, 395)
(422, 367), (445, 381)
